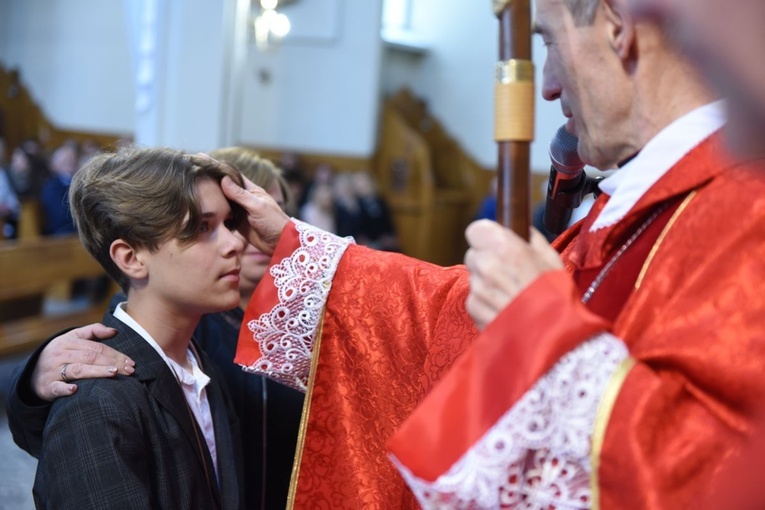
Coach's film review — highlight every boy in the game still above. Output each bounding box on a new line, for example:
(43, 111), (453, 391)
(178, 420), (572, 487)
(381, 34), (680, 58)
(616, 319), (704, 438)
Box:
(33, 147), (246, 509)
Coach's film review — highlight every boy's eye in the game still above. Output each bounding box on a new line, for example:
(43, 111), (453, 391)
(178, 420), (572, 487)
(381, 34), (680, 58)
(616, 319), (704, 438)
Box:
(199, 221), (210, 233)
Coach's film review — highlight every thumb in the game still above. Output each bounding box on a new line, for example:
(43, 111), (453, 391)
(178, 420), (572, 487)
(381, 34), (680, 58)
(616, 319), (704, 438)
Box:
(221, 175), (249, 202)
(222, 175), (272, 210)
(465, 219), (504, 250)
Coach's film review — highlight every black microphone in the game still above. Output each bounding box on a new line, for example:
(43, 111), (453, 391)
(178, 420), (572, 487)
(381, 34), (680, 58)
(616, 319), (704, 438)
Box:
(543, 124), (587, 234)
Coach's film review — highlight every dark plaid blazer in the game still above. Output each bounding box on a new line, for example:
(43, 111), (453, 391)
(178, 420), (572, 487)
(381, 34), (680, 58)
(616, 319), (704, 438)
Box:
(31, 313), (244, 509)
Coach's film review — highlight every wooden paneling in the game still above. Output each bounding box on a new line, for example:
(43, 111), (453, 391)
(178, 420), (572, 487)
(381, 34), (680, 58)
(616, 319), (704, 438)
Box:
(0, 236), (117, 356)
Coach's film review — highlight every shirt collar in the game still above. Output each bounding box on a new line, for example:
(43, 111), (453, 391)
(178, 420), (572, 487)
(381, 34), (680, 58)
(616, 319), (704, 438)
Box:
(591, 100), (726, 231)
(113, 302), (210, 392)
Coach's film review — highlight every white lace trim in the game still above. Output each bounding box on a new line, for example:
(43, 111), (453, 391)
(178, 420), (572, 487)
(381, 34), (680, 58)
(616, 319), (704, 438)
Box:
(240, 219), (353, 392)
(392, 333), (629, 509)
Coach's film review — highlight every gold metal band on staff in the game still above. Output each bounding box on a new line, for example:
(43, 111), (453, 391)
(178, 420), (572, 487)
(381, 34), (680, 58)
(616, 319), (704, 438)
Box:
(494, 59), (535, 142)
(496, 59), (534, 84)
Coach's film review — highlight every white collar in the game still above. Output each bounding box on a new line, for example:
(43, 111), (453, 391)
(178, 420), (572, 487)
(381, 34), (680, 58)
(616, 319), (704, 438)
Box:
(113, 302), (210, 392)
(591, 100), (726, 231)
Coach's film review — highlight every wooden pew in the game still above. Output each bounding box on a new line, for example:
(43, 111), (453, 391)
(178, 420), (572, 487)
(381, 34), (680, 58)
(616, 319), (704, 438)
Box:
(0, 235), (116, 357)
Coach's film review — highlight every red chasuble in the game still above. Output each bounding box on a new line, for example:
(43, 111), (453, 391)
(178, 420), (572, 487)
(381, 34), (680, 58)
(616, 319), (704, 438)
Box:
(237, 133), (765, 508)
(389, 134), (765, 508)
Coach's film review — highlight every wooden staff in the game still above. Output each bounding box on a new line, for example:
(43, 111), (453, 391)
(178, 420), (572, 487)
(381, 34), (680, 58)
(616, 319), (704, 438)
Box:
(493, 0), (534, 238)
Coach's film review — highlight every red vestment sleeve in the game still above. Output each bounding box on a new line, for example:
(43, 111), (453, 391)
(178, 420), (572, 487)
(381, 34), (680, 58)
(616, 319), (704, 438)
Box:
(388, 270), (608, 481)
(237, 219), (481, 508)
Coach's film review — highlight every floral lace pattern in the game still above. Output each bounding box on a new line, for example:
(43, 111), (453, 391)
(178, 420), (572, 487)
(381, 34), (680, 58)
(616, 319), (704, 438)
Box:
(391, 334), (629, 509)
(240, 220), (353, 391)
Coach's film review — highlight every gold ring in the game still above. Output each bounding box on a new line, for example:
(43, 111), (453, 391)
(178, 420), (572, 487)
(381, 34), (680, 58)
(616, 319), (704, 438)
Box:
(60, 363), (71, 383)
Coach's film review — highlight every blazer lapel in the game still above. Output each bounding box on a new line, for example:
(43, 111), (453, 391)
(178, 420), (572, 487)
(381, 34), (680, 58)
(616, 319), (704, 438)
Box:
(100, 314), (223, 507)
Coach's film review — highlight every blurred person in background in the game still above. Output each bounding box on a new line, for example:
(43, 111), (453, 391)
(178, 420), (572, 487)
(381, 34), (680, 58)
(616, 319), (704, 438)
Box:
(7, 145), (49, 201)
(40, 143), (78, 235)
(332, 172), (362, 239)
(0, 137), (20, 238)
(351, 170), (399, 251)
(299, 182), (336, 233)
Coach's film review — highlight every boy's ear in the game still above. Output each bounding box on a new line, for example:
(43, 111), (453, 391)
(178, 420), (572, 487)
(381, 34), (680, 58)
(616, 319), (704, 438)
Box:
(603, 0), (636, 61)
(110, 239), (147, 280)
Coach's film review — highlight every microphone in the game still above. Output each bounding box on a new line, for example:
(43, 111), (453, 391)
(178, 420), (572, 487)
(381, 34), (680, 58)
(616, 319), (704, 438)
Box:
(543, 124), (587, 234)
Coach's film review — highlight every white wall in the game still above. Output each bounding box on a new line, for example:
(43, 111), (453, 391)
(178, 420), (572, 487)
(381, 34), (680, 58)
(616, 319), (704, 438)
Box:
(148, 0), (232, 151)
(381, 0), (567, 172)
(236, 0), (384, 157)
(0, 2), (11, 64)
(2, 0), (562, 166)
(0, 0), (135, 136)
(0, 0), (248, 152)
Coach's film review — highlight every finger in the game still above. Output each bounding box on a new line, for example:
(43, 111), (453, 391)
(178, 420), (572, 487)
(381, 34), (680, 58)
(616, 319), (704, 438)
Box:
(40, 381), (78, 401)
(465, 247), (497, 281)
(465, 245), (512, 288)
(469, 273), (512, 317)
(467, 219), (531, 256)
(46, 347), (122, 371)
(221, 175), (266, 210)
(465, 292), (494, 331)
(70, 323), (119, 342)
(222, 176), (288, 252)
(464, 247), (478, 274)
(58, 334), (135, 373)
(77, 338), (136, 373)
(238, 174), (268, 194)
(32, 359), (121, 402)
(62, 361), (120, 382)
(465, 220), (503, 250)
(71, 325), (135, 370)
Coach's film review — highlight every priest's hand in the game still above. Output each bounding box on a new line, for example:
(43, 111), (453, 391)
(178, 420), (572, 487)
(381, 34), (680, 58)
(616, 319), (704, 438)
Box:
(222, 174), (290, 254)
(464, 220), (563, 330)
(32, 324), (134, 401)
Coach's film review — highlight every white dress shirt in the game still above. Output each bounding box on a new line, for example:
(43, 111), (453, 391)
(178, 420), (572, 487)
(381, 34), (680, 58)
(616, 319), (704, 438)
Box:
(113, 303), (219, 479)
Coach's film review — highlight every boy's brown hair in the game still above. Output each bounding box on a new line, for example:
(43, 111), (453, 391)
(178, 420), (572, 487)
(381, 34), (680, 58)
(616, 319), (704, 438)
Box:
(69, 146), (245, 291)
(209, 147), (290, 205)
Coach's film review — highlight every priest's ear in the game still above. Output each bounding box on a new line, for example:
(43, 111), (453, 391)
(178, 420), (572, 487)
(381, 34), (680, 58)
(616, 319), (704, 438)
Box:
(603, 0), (637, 62)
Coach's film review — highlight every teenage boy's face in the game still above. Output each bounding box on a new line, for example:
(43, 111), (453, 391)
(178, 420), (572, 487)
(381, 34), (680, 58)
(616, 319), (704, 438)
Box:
(143, 178), (245, 316)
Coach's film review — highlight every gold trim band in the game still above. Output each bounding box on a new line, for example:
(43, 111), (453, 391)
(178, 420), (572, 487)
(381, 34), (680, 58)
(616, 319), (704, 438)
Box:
(635, 190), (698, 290)
(590, 357), (636, 510)
(496, 59), (534, 84)
(286, 310), (327, 509)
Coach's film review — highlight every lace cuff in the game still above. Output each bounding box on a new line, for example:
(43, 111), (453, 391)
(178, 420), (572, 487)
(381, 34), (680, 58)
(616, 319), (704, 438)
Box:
(391, 334), (630, 509)
(239, 220), (353, 391)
